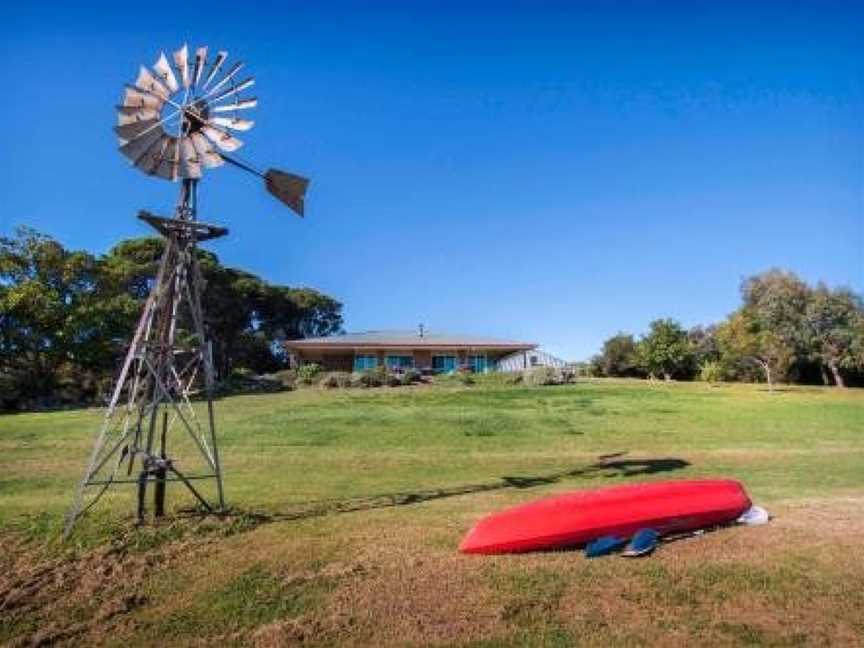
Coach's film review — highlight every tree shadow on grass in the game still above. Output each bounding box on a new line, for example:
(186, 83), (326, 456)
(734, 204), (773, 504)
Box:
(218, 453), (690, 525)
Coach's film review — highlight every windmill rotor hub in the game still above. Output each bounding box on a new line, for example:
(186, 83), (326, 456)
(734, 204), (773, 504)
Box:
(186, 100), (209, 119)
(181, 103), (209, 136)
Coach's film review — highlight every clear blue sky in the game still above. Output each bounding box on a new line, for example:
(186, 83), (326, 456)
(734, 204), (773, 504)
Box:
(1, 1), (861, 360)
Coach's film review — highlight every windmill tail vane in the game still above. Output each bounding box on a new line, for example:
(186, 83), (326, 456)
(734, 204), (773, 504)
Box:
(264, 169), (309, 216)
(64, 42), (309, 538)
(220, 154), (309, 217)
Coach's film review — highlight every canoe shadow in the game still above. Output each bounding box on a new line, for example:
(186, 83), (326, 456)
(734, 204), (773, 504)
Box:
(224, 454), (690, 525)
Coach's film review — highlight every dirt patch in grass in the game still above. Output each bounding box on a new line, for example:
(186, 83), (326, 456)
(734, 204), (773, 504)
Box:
(0, 515), (261, 647)
(2, 498), (864, 646)
(553, 497), (864, 646)
(298, 536), (502, 646)
(0, 536), (167, 646)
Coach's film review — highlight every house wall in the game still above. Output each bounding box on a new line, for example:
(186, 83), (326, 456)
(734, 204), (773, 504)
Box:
(414, 350), (432, 368)
(294, 347), (536, 373)
(486, 351), (513, 367)
(297, 352), (353, 372)
(496, 348), (566, 372)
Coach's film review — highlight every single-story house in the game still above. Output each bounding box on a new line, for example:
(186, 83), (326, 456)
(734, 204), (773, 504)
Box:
(284, 330), (537, 373)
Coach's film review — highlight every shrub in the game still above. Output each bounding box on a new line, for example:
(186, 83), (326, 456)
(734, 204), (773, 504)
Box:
(320, 371), (353, 389)
(502, 372), (523, 385)
(401, 369), (422, 385)
(0, 372), (21, 410)
(459, 373), (475, 386)
(214, 371), (285, 396)
(385, 373), (403, 387)
(55, 363), (110, 406)
(268, 369), (296, 390)
(523, 366), (560, 386)
(698, 360), (725, 383)
(297, 363), (323, 385)
(560, 368), (578, 384)
(353, 370), (384, 388)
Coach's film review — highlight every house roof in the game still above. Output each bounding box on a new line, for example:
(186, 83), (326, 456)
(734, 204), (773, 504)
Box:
(285, 330), (536, 351)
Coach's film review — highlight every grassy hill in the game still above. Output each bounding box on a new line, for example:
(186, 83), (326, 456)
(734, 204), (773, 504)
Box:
(2, 379), (863, 646)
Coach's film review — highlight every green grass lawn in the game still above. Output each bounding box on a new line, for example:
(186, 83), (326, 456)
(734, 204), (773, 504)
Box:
(1, 379), (863, 646)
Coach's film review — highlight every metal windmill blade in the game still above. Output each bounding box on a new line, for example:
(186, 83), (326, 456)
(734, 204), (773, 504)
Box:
(173, 43), (191, 89)
(192, 46), (208, 88)
(115, 44), (258, 181)
(211, 97), (257, 113)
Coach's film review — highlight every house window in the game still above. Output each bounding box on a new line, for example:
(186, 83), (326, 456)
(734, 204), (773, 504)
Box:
(432, 355), (457, 373)
(530, 355), (539, 366)
(354, 354), (378, 371)
(385, 355), (414, 370)
(467, 354), (488, 373)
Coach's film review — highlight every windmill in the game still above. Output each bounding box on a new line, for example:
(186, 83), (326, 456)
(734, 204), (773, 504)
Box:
(64, 44), (308, 537)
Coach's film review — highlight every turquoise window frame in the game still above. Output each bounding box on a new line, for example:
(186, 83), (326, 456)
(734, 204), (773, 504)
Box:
(354, 354), (378, 371)
(432, 355), (457, 373)
(385, 355), (414, 370)
(468, 354), (488, 373)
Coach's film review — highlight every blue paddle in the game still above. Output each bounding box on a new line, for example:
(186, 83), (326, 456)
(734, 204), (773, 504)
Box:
(585, 535), (627, 558)
(622, 528), (659, 557)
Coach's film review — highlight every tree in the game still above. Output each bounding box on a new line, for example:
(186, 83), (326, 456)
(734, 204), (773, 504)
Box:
(741, 269), (810, 357)
(0, 227), (102, 407)
(635, 318), (693, 381)
(199, 263), (264, 377)
(99, 237), (163, 300)
(256, 285), (343, 343)
(715, 269), (814, 390)
(687, 324), (720, 381)
(688, 325), (720, 365)
(594, 333), (641, 377)
(0, 228), (344, 410)
(715, 309), (794, 392)
(102, 237), (344, 378)
(805, 284), (864, 388)
(587, 268), (862, 389)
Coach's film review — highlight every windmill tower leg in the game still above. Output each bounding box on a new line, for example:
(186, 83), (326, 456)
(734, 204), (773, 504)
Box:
(189, 267), (227, 510)
(64, 180), (228, 538)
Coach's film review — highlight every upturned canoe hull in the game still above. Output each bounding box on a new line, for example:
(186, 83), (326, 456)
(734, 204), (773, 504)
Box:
(459, 479), (751, 554)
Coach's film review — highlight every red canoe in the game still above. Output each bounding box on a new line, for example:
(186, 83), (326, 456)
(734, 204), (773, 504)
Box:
(459, 479), (751, 554)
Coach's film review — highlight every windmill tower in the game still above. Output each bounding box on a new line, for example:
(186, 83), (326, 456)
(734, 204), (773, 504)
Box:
(64, 44), (308, 537)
